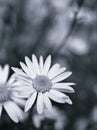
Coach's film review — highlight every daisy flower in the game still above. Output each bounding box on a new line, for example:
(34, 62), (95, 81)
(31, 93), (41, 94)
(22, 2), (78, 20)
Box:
(12, 55), (75, 114)
(0, 65), (25, 123)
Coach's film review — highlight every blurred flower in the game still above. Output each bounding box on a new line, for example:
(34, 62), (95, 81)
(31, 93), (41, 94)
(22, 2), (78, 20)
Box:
(0, 65), (25, 123)
(12, 54), (75, 114)
(77, 8), (96, 24)
(33, 106), (67, 130)
(67, 37), (89, 55)
(90, 105), (97, 123)
(74, 117), (88, 130)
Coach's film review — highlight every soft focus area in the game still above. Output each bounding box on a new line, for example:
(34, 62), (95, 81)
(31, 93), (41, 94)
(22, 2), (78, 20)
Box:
(0, 0), (97, 130)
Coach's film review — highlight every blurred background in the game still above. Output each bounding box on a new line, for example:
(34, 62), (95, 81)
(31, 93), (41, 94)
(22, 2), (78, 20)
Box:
(0, 0), (97, 130)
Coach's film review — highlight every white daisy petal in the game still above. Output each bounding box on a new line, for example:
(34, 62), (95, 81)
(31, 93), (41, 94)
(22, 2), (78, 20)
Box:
(15, 80), (31, 87)
(57, 82), (76, 86)
(39, 56), (44, 75)
(4, 101), (19, 123)
(20, 62), (31, 76)
(0, 64), (9, 84)
(47, 92), (65, 103)
(13, 88), (34, 99)
(12, 80), (31, 87)
(43, 93), (52, 111)
(0, 105), (2, 117)
(32, 54), (40, 74)
(0, 70), (2, 83)
(25, 92), (37, 112)
(49, 89), (68, 98)
(15, 75), (32, 84)
(48, 90), (69, 103)
(43, 55), (51, 75)
(11, 85), (33, 92)
(11, 97), (26, 106)
(37, 93), (43, 114)
(52, 83), (75, 93)
(7, 74), (16, 86)
(0, 66), (2, 72)
(0, 67), (3, 84)
(49, 67), (66, 80)
(47, 64), (60, 79)
(25, 56), (36, 78)
(52, 71), (72, 83)
(9, 101), (24, 121)
(12, 81), (24, 86)
(13, 93), (30, 98)
(11, 67), (27, 77)
(12, 91), (31, 99)
(65, 98), (72, 105)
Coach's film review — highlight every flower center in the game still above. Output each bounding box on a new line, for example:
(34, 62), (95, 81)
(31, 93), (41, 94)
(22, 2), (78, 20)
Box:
(0, 84), (11, 103)
(33, 75), (52, 93)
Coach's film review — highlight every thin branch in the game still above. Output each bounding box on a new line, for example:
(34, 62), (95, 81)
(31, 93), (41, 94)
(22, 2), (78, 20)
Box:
(52, 0), (85, 58)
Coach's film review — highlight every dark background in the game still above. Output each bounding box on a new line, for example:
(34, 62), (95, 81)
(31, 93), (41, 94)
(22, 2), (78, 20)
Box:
(0, 0), (97, 130)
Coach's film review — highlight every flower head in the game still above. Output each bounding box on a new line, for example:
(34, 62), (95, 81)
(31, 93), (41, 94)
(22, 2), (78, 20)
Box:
(12, 55), (75, 114)
(0, 65), (25, 123)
